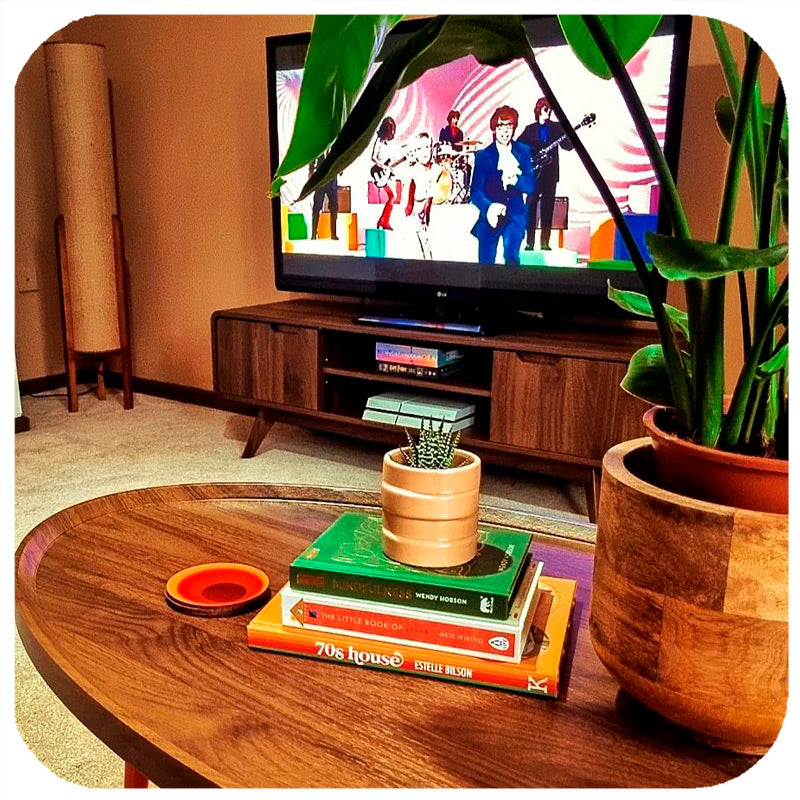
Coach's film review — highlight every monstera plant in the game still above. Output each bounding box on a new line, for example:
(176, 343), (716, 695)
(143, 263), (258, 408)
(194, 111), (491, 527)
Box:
(271, 15), (789, 750)
(271, 13), (788, 487)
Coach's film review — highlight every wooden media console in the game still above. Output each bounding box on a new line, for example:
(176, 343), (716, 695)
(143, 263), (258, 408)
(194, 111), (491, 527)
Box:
(212, 299), (653, 521)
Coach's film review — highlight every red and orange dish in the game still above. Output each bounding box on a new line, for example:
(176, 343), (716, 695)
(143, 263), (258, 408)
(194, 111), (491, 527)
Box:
(165, 562), (270, 617)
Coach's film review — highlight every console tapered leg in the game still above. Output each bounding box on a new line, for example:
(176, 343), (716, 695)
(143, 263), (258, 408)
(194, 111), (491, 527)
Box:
(585, 468), (601, 523)
(242, 408), (274, 458)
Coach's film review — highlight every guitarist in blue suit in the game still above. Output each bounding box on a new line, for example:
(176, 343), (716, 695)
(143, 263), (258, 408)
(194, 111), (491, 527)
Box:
(469, 105), (535, 265)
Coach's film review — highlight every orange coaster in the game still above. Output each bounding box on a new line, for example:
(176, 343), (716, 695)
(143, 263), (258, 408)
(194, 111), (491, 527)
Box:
(165, 562), (270, 617)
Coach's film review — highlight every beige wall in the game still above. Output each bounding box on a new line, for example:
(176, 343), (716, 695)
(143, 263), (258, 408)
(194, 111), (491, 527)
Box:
(14, 15), (782, 390)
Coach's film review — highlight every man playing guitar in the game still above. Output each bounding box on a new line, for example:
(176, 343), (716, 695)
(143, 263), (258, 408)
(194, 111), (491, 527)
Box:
(518, 98), (574, 251)
(371, 116), (400, 230)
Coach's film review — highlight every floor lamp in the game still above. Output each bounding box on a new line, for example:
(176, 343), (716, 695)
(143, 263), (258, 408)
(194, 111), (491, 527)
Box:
(44, 41), (133, 411)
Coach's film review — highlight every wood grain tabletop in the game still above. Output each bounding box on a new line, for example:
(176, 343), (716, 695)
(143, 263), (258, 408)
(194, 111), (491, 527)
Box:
(15, 483), (760, 788)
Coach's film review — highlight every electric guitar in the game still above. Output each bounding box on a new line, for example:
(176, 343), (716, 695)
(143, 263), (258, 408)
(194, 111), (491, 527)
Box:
(532, 113), (596, 173)
(370, 155), (407, 187)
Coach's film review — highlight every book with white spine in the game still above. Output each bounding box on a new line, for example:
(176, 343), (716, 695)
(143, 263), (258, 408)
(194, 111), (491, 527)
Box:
(280, 558), (543, 662)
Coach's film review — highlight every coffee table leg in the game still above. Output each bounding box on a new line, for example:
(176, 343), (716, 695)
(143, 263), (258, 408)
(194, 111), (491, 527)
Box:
(124, 762), (149, 788)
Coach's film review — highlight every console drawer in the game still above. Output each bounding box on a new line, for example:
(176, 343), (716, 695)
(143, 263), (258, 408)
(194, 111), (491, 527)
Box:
(490, 350), (646, 461)
(215, 318), (319, 409)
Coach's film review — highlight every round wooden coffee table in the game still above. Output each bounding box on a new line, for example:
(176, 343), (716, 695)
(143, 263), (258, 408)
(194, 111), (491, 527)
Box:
(15, 484), (760, 788)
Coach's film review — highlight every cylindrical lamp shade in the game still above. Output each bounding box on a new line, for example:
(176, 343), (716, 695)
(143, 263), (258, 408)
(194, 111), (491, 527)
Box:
(45, 42), (120, 353)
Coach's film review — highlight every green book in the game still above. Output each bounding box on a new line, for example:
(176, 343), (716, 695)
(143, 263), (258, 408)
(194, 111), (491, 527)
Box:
(289, 512), (532, 620)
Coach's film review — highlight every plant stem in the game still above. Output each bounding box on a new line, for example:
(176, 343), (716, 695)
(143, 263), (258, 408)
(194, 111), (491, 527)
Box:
(582, 16), (690, 239)
(708, 19), (756, 362)
(697, 39), (762, 446)
(753, 81), (786, 444)
(720, 275), (788, 448)
(522, 36), (693, 430)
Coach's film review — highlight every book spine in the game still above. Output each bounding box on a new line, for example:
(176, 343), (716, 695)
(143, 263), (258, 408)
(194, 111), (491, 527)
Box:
(377, 362), (463, 378)
(247, 630), (558, 697)
(289, 566), (510, 620)
(282, 589), (521, 661)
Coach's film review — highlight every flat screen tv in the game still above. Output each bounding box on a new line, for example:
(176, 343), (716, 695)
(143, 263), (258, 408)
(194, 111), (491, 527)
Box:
(266, 15), (692, 322)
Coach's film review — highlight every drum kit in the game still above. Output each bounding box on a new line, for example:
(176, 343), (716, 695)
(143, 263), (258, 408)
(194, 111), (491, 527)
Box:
(432, 139), (482, 204)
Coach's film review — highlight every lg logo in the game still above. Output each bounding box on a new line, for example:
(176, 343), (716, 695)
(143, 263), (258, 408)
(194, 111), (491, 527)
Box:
(436, 290), (448, 298)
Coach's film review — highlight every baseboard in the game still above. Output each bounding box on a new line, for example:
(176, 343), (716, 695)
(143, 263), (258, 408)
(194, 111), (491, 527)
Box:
(19, 369), (97, 396)
(20, 370), (259, 417)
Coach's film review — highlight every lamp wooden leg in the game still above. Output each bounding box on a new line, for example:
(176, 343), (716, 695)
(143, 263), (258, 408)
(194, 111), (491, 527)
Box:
(242, 408), (273, 458)
(124, 762), (148, 788)
(65, 350), (79, 413)
(96, 358), (106, 400)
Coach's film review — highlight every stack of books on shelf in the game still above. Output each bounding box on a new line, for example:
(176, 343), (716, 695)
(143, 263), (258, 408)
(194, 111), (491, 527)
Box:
(247, 512), (578, 698)
(375, 342), (465, 380)
(362, 390), (476, 431)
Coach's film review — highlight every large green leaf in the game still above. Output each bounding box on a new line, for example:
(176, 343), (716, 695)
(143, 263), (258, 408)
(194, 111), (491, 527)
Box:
(645, 232), (788, 280)
(620, 344), (674, 406)
(715, 96), (789, 147)
(756, 342), (788, 378)
(607, 282), (689, 342)
(558, 15), (661, 79)
(270, 15), (404, 195)
(294, 15), (532, 199)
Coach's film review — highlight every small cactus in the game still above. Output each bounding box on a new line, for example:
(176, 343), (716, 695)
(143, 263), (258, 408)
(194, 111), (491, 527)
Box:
(400, 418), (460, 469)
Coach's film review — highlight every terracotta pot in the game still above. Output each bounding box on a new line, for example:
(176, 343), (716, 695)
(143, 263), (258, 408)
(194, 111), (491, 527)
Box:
(590, 438), (788, 755)
(643, 406), (788, 514)
(381, 448), (480, 568)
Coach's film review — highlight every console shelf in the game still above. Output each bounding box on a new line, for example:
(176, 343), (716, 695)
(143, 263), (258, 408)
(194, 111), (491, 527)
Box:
(212, 299), (654, 521)
(321, 366), (493, 398)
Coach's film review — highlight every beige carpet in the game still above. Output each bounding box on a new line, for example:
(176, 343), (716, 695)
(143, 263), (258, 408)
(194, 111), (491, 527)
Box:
(14, 390), (593, 788)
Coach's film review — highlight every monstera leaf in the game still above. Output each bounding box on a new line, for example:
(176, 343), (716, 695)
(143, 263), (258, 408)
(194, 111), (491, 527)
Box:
(620, 345), (675, 407)
(646, 233), (788, 280)
(558, 15), (661, 79)
(607, 282), (689, 342)
(295, 15), (532, 199)
(270, 15), (404, 195)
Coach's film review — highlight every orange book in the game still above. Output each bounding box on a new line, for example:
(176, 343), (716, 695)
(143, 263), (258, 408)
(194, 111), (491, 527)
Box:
(247, 576), (577, 698)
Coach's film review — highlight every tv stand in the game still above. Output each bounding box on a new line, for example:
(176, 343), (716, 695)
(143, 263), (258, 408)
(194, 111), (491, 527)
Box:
(212, 298), (654, 521)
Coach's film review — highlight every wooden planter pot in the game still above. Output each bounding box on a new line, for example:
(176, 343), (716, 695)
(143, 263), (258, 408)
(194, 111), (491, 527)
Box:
(590, 438), (788, 755)
(381, 448), (481, 568)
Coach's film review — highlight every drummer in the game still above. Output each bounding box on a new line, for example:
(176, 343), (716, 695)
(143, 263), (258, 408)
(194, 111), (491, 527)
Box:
(438, 109), (465, 150)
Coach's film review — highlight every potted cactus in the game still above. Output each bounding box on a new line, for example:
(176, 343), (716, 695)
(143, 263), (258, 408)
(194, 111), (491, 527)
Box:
(381, 419), (481, 568)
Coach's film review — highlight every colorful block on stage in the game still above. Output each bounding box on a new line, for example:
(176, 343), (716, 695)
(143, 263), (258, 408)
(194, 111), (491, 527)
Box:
(365, 228), (386, 258)
(589, 218), (616, 261)
(287, 212), (308, 240)
(519, 248), (579, 268)
(316, 211), (332, 239)
(347, 213), (359, 251)
(614, 213), (658, 262)
(367, 181), (402, 204)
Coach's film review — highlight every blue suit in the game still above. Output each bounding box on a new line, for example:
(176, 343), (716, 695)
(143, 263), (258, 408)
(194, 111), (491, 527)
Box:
(470, 140), (535, 265)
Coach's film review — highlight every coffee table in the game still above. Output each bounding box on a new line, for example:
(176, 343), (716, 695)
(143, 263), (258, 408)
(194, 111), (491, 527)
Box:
(15, 483), (760, 788)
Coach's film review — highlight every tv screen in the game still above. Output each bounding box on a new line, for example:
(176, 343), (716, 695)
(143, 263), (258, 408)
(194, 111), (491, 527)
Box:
(267, 15), (691, 318)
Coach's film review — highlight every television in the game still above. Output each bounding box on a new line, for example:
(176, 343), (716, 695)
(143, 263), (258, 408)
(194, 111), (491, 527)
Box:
(266, 15), (692, 325)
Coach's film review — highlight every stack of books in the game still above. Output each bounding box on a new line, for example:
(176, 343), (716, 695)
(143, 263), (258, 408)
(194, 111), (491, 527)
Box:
(362, 391), (476, 431)
(247, 512), (577, 698)
(375, 342), (465, 379)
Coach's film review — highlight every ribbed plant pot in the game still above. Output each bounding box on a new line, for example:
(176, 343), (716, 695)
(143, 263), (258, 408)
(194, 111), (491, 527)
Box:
(381, 448), (480, 568)
(644, 406), (788, 514)
(590, 438), (788, 755)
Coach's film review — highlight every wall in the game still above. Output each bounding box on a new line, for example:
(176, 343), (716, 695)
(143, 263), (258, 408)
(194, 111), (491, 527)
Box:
(14, 15), (782, 391)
